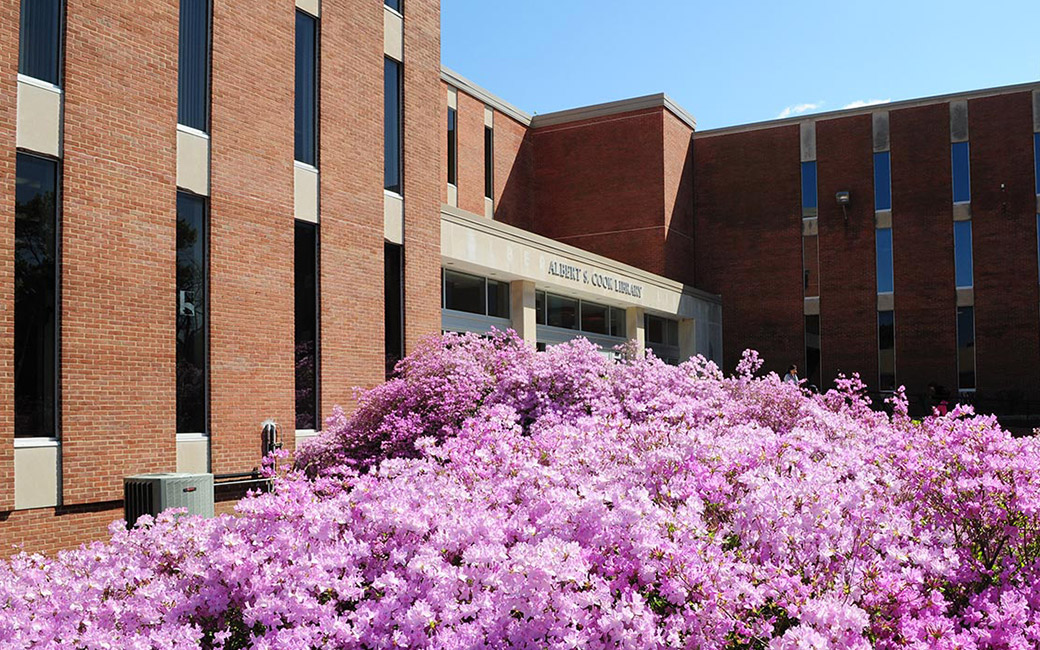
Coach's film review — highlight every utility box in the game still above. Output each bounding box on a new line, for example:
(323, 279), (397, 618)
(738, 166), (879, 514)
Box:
(123, 472), (214, 528)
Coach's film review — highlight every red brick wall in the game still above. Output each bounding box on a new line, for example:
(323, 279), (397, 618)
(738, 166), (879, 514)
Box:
(209, 2), (295, 473)
(61, 0), (178, 503)
(889, 103), (958, 402)
(492, 111), (534, 230)
(455, 91), (486, 216)
(816, 114), (877, 386)
(662, 111), (695, 284)
(968, 92), (1040, 401)
(693, 125), (803, 376)
(401, 0), (442, 354)
(0, 0), (18, 511)
(318, 1), (387, 416)
(0, 502), (121, 557)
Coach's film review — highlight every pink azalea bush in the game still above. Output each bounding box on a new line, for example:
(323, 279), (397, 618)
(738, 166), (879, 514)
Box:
(3, 331), (1040, 648)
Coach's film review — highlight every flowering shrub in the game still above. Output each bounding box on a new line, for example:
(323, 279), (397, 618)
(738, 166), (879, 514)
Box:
(3, 331), (1040, 648)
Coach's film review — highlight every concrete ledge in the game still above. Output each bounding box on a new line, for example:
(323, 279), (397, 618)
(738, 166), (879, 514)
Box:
(14, 444), (59, 510)
(384, 7), (403, 62)
(530, 92), (696, 131)
(441, 67), (532, 126)
(294, 162), (319, 223)
(877, 293), (894, 312)
(17, 77), (62, 157)
(953, 202), (972, 221)
(384, 191), (403, 244)
(177, 125), (210, 196)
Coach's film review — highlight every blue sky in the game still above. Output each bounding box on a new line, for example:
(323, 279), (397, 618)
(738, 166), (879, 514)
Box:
(442, 1), (1040, 130)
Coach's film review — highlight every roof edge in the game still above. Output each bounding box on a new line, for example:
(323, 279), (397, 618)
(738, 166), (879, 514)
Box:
(530, 93), (697, 130)
(440, 67), (533, 126)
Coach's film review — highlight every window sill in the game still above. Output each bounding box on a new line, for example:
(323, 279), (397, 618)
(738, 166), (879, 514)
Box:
(176, 432), (210, 442)
(384, 189), (404, 199)
(176, 123), (210, 139)
(17, 74), (61, 94)
(384, 5), (403, 19)
(294, 160), (319, 173)
(14, 437), (59, 449)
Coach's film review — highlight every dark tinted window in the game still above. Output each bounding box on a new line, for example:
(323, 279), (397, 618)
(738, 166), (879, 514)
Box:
(15, 153), (58, 438)
(444, 270), (484, 315)
(486, 279), (509, 318)
(873, 151), (891, 211)
(178, 0), (210, 131)
(805, 314), (821, 388)
(447, 107), (457, 185)
(546, 294), (578, 330)
(645, 315), (678, 346)
(384, 58), (402, 193)
(954, 220), (973, 288)
(19, 0), (62, 85)
(385, 244), (403, 379)
(878, 310), (895, 391)
(801, 161), (817, 210)
(1034, 133), (1040, 195)
(535, 291), (545, 325)
(957, 306), (975, 390)
(176, 192), (207, 433)
(609, 307), (626, 338)
(295, 221), (318, 429)
(876, 227), (894, 293)
(580, 301), (608, 335)
(952, 141), (970, 203)
(294, 11), (318, 166)
(484, 126), (494, 200)
(385, 0), (401, 12)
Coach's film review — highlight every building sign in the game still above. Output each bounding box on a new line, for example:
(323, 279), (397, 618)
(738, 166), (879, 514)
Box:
(547, 260), (643, 299)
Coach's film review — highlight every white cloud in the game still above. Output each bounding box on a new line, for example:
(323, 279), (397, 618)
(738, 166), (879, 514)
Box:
(777, 102), (822, 119)
(841, 98), (891, 110)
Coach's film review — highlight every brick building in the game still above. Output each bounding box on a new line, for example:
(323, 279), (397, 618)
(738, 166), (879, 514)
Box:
(2, 0), (1038, 554)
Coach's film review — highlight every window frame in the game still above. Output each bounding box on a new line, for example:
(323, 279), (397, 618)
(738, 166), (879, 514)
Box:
(384, 57), (403, 195)
(175, 190), (210, 435)
(18, 0), (64, 88)
(294, 9), (319, 168)
(875, 227), (894, 294)
(873, 151), (891, 212)
(447, 106), (458, 186)
(294, 220), (320, 431)
(953, 220), (973, 290)
(177, 0), (213, 133)
(484, 125), (494, 200)
(951, 141), (971, 204)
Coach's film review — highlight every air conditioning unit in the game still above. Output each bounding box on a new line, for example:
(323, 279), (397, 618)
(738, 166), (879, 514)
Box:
(124, 472), (214, 528)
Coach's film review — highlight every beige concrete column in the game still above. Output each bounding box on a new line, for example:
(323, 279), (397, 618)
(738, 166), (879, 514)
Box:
(679, 318), (696, 362)
(626, 307), (645, 356)
(511, 280), (537, 346)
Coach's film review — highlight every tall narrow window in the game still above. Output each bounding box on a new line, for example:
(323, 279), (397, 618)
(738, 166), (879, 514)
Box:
(447, 107), (458, 186)
(19, 0), (62, 86)
(384, 243), (403, 378)
(876, 227), (894, 293)
(294, 11), (318, 166)
(878, 310), (895, 391)
(804, 315), (821, 389)
(15, 153), (58, 438)
(385, 0), (401, 12)
(176, 192), (207, 434)
(295, 221), (318, 430)
(954, 220), (973, 289)
(801, 161), (818, 212)
(957, 306), (976, 390)
(384, 58), (402, 194)
(873, 151), (891, 211)
(178, 0), (211, 132)
(1034, 133), (1040, 195)
(484, 125), (494, 200)
(802, 234), (819, 297)
(952, 141), (971, 203)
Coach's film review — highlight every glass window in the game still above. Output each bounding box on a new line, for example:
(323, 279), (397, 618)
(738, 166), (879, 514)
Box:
(444, 270), (485, 315)
(801, 161), (817, 211)
(385, 243), (403, 379)
(1034, 133), (1040, 196)
(876, 227), (894, 294)
(486, 279), (509, 318)
(176, 192), (207, 434)
(546, 294), (578, 330)
(873, 151), (891, 211)
(805, 315), (821, 388)
(484, 126), (494, 200)
(580, 301), (608, 335)
(385, 0), (401, 12)
(609, 307), (626, 338)
(957, 306), (975, 390)
(535, 291), (546, 325)
(952, 141), (970, 203)
(954, 220), (973, 289)
(295, 221), (318, 430)
(645, 315), (678, 346)
(878, 310), (895, 391)
(19, 0), (62, 86)
(802, 234), (819, 297)
(178, 0), (210, 132)
(384, 58), (402, 194)
(15, 153), (58, 438)
(447, 107), (457, 186)
(294, 11), (318, 166)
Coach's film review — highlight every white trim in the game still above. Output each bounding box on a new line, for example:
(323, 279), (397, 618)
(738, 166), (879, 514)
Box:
(176, 432), (210, 442)
(294, 160), (319, 173)
(384, 4), (403, 19)
(176, 123), (210, 139)
(14, 437), (60, 449)
(17, 74), (61, 94)
(441, 67), (533, 127)
(384, 189), (403, 199)
(295, 429), (319, 438)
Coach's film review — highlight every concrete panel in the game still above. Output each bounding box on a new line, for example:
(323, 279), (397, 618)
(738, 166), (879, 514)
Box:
(294, 163), (319, 223)
(877, 293), (894, 312)
(446, 183), (457, 207)
(296, 430), (319, 443)
(484, 105), (494, 128)
(800, 121), (816, 162)
(875, 210), (892, 229)
(295, 0), (320, 17)
(801, 217), (818, 236)
(872, 111), (890, 152)
(384, 191), (403, 244)
(679, 318), (696, 361)
(957, 287), (974, 307)
(950, 100), (969, 142)
(803, 296), (820, 316)
(510, 280), (537, 346)
(177, 126), (210, 195)
(447, 86), (458, 110)
(14, 443), (59, 510)
(384, 7), (403, 62)
(953, 202), (972, 221)
(176, 436), (210, 474)
(484, 196), (494, 219)
(16, 78), (62, 157)
(626, 307), (645, 354)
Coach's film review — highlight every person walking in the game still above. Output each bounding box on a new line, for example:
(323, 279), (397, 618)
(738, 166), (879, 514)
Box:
(783, 364), (799, 384)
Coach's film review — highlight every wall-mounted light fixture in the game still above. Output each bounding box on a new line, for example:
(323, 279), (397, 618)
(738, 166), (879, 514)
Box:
(836, 191), (851, 222)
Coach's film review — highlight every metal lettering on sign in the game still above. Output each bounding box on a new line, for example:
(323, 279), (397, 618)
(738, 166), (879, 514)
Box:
(547, 260), (643, 299)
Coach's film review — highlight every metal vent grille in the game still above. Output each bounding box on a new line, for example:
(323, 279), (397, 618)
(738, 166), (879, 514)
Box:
(123, 473), (214, 528)
(123, 478), (156, 529)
